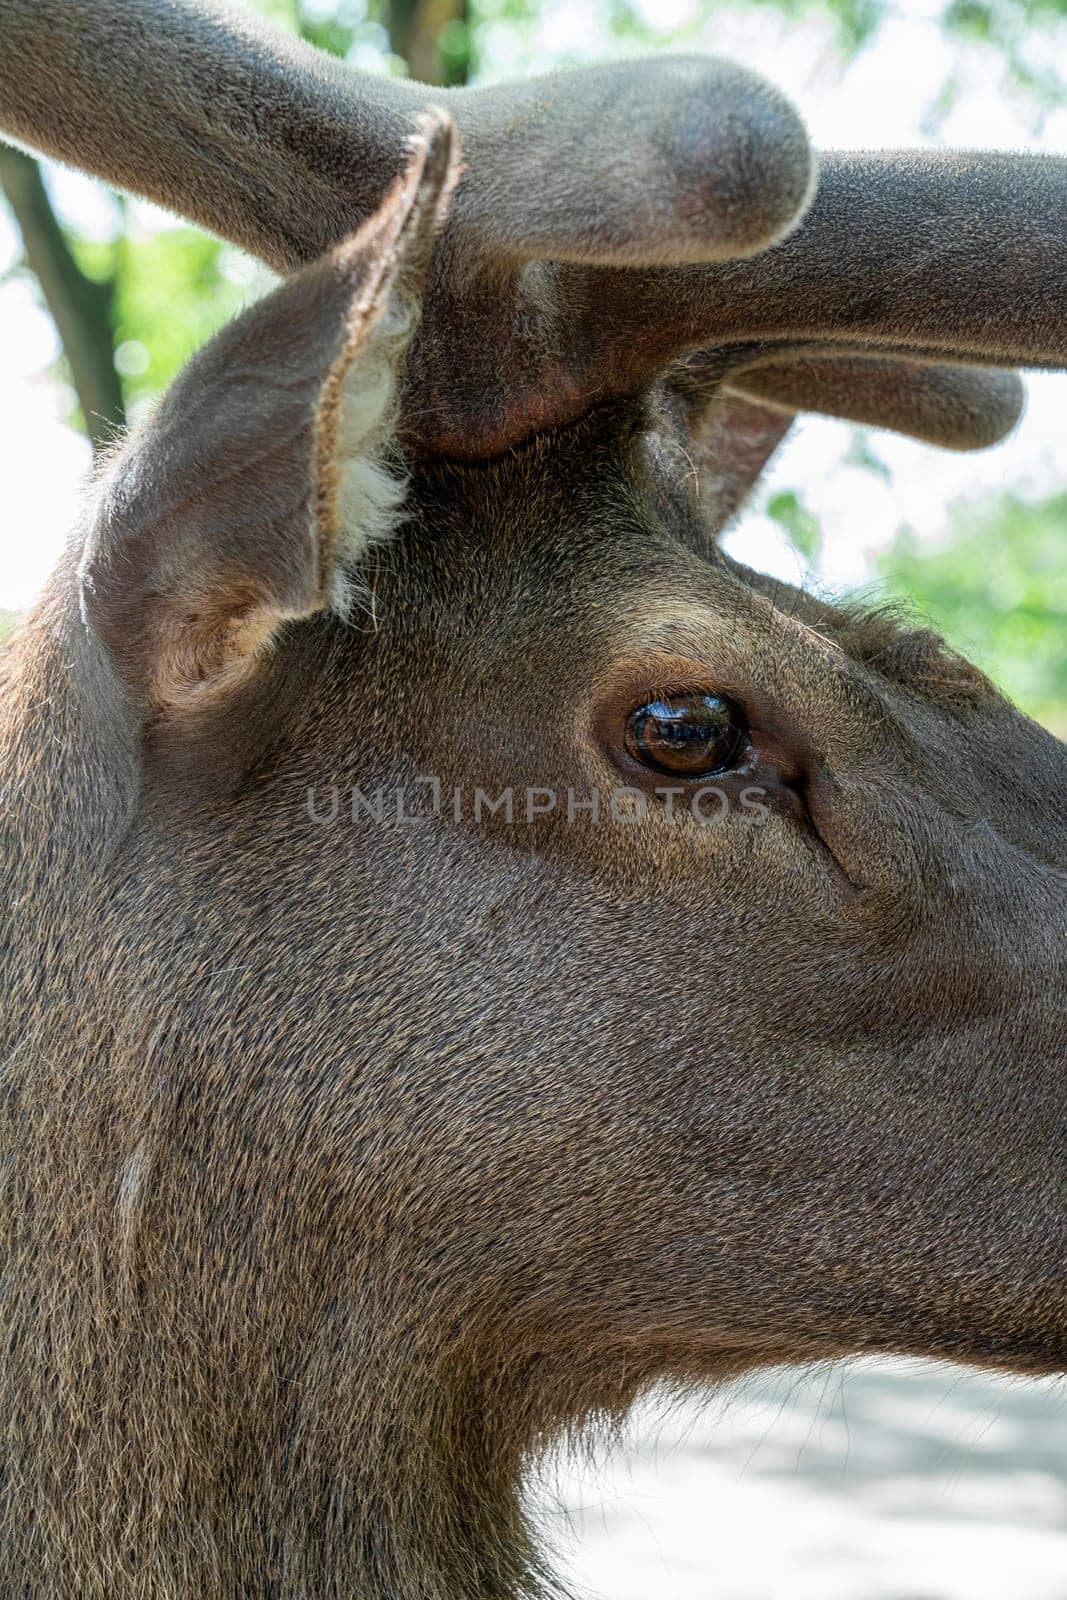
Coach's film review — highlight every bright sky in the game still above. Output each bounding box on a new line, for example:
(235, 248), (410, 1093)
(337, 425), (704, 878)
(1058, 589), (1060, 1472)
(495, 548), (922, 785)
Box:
(1, 0), (1065, 611)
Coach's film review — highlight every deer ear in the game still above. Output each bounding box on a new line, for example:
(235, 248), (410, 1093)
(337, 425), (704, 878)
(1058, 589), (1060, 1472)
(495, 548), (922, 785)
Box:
(80, 114), (457, 713)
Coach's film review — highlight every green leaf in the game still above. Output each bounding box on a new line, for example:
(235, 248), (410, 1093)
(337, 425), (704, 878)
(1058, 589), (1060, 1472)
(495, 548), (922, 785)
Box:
(766, 490), (824, 562)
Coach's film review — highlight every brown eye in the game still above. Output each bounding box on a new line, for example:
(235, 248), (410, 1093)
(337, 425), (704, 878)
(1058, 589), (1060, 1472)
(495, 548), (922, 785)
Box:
(624, 693), (747, 777)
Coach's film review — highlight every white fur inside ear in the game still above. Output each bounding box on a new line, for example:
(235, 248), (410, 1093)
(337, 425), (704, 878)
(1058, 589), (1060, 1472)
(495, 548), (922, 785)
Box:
(330, 290), (418, 614)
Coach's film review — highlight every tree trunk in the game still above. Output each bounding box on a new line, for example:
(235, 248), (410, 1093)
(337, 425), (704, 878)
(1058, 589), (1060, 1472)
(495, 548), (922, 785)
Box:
(0, 145), (125, 454)
(387, 0), (471, 87)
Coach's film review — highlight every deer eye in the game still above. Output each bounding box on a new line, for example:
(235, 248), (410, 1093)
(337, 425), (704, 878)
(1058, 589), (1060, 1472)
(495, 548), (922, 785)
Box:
(624, 693), (747, 777)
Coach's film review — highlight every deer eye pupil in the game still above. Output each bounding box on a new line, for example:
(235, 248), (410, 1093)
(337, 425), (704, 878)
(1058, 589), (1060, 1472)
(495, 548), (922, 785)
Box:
(624, 693), (747, 777)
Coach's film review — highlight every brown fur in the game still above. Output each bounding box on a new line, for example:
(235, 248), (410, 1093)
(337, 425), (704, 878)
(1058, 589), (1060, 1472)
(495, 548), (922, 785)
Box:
(0, 8), (1065, 1597)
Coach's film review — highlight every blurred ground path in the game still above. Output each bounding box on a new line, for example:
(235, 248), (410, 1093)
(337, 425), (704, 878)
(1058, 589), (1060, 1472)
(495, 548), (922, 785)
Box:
(537, 1359), (1067, 1600)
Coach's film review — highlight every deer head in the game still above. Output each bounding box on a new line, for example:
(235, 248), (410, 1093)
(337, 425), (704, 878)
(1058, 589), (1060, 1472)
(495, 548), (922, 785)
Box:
(0, 4), (1064, 1598)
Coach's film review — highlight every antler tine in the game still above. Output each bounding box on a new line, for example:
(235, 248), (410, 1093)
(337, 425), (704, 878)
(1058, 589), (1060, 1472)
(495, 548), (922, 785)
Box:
(670, 346), (1025, 456)
(725, 355), (1025, 451)
(0, 0), (423, 272)
(451, 58), (814, 269)
(0, 3), (815, 277)
(592, 151), (1067, 380)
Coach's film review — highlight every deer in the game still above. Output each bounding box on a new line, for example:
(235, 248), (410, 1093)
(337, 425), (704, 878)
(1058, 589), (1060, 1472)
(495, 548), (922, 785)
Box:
(0, 1), (1064, 1595)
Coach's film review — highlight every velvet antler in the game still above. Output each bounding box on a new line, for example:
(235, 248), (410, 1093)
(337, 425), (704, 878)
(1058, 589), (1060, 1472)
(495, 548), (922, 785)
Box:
(1, 0), (1064, 466)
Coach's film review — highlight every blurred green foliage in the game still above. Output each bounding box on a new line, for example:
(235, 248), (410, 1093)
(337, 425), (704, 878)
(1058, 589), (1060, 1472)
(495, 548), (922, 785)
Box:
(943, 0), (1067, 112)
(766, 490), (823, 563)
(72, 227), (253, 411)
(877, 493), (1067, 735)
